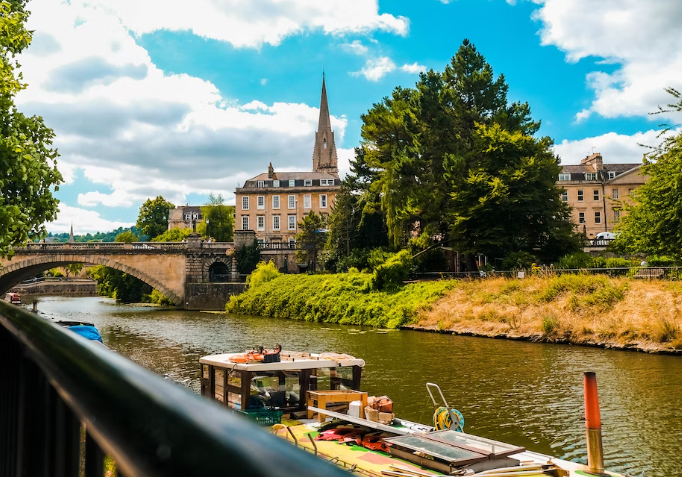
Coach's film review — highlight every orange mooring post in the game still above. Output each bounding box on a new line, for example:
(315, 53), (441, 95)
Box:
(584, 371), (605, 475)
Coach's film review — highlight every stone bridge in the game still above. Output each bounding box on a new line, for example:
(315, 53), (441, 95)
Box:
(0, 234), (251, 310)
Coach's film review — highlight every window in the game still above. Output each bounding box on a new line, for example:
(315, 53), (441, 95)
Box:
(585, 173), (597, 181)
(612, 189), (619, 199)
(272, 215), (280, 231)
(273, 180), (280, 187)
(561, 191), (568, 202)
(628, 188), (633, 195)
(594, 190), (600, 201)
(320, 194), (328, 208)
(257, 180), (265, 188)
(579, 212), (585, 224)
(241, 216), (249, 230)
(257, 196), (265, 209)
(304, 179), (312, 186)
(242, 196), (249, 210)
(577, 190), (584, 202)
(321, 179), (334, 186)
(304, 195), (311, 208)
(558, 173), (571, 181)
(608, 171), (616, 180)
(288, 195), (295, 209)
(614, 209), (621, 222)
(257, 216), (265, 231)
(272, 195), (280, 209)
(288, 215), (296, 230)
(289, 180), (295, 187)
(289, 238), (296, 249)
(594, 211), (601, 224)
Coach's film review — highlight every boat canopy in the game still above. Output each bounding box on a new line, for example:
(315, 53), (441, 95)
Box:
(199, 351), (365, 372)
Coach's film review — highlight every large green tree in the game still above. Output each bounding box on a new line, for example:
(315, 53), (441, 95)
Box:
(296, 211), (327, 271)
(136, 196), (175, 240)
(358, 39), (578, 268)
(0, 0), (63, 258)
(614, 89), (682, 256)
(198, 193), (234, 242)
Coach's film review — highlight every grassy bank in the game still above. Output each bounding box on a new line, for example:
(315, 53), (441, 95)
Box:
(227, 272), (456, 328)
(413, 275), (682, 352)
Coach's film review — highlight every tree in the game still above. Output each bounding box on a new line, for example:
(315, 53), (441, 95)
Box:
(614, 89), (682, 256)
(136, 196), (175, 240)
(152, 227), (192, 242)
(114, 230), (139, 243)
(237, 239), (261, 275)
(0, 1), (63, 258)
(64, 263), (83, 278)
(296, 212), (327, 271)
(198, 193), (234, 242)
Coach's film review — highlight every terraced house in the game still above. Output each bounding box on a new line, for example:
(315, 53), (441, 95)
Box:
(235, 76), (341, 246)
(558, 153), (647, 238)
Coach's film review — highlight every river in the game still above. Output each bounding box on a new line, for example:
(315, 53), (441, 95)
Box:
(28, 295), (682, 477)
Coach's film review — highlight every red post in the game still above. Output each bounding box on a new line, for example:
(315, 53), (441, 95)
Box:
(584, 372), (605, 474)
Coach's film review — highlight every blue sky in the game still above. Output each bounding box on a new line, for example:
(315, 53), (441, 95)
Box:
(16, 0), (682, 233)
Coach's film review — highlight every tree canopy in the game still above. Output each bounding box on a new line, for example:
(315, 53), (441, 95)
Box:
(136, 196), (175, 240)
(0, 0), (63, 258)
(296, 211), (327, 271)
(114, 230), (139, 243)
(198, 193), (234, 242)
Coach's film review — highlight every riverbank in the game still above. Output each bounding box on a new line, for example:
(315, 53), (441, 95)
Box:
(410, 275), (682, 355)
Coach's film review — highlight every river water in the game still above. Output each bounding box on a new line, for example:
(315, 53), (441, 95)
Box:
(29, 296), (682, 477)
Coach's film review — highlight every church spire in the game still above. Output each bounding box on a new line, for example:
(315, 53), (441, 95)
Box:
(312, 74), (338, 175)
(68, 223), (74, 243)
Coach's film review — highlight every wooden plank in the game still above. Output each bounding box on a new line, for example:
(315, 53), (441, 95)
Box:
(306, 406), (410, 436)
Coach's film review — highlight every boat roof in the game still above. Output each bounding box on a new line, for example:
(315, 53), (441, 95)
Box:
(199, 350), (365, 371)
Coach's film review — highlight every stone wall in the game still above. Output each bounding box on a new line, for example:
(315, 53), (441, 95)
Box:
(184, 282), (248, 311)
(10, 280), (97, 296)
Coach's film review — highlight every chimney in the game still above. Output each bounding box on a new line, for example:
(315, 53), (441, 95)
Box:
(268, 162), (274, 179)
(580, 153), (603, 172)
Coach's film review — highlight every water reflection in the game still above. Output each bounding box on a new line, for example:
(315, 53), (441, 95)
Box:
(30, 296), (681, 476)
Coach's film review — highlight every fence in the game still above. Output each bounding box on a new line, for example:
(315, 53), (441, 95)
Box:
(0, 300), (346, 477)
(412, 267), (682, 281)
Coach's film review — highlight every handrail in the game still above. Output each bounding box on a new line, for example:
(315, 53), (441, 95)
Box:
(0, 300), (345, 477)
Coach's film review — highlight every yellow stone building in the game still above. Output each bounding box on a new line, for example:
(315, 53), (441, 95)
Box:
(558, 153), (647, 238)
(234, 76), (341, 246)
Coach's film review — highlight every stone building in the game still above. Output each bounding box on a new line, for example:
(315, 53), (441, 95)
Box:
(168, 205), (203, 231)
(234, 75), (341, 246)
(558, 153), (647, 238)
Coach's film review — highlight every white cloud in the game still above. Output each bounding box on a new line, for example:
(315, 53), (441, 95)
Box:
(260, 78), (268, 86)
(18, 0), (350, 232)
(532, 0), (682, 121)
(552, 128), (680, 165)
(92, 0), (408, 48)
(400, 62), (426, 74)
(341, 40), (369, 56)
(51, 204), (134, 234)
(351, 56), (396, 81)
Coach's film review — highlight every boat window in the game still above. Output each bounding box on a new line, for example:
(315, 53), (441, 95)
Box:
(335, 367), (355, 390)
(227, 392), (242, 410)
(248, 371), (301, 409)
(311, 368), (331, 391)
(214, 368), (224, 402)
(202, 365), (210, 379)
(227, 370), (241, 388)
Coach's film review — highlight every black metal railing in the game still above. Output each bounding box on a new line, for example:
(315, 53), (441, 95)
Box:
(412, 267), (682, 281)
(0, 300), (347, 477)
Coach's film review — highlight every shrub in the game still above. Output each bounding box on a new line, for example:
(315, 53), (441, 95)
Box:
(367, 248), (391, 270)
(557, 252), (594, 269)
(147, 289), (174, 306)
(348, 267), (359, 274)
(247, 261), (281, 289)
(542, 316), (560, 335)
(372, 250), (413, 291)
(501, 251), (536, 270)
(49, 268), (64, 277)
(604, 257), (632, 268)
(646, 255), (679, 267)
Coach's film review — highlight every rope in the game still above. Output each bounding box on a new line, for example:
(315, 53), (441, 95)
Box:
(433, 407), (465, 432)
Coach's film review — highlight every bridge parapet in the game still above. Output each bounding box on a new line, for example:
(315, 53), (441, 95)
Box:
(17, 241), (234, 254)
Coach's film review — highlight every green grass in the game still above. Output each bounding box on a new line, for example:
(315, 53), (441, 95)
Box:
(227, 273), (457, 328)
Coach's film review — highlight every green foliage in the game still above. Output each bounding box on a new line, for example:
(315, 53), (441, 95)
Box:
(246, 261), (281, 289)
(541, 316), (559, 335)
(136, 196), (175, 240)
(114, 230), (139, 243)
(0, 1), (63, 258)
(152, 227), (192, 242)
(501, 251), (536, 270)
(296, 211), (327, 271)
(144, 289), (174, 306)
(367, 248), (391, 270)
(372, 250), (413, 291)
(537, 275), (625, 309)
(64, 263), (83, 277)
(45, 226), (145, 243)
(227, 273), (456, 328)
(48, 268), (63, 278)
(646, 255), (679, 267)
(89, 265), (151, 303)
(604, 257), (633, 268)
(614, 89), (682, 257)
(237, 239), (261, 274)
(557, 252), (595, 269)
(198, 193), (234, 242)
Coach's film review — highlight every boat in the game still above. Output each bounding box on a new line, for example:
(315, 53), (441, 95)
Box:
(55, 320), (106, 345)
(5, 292), (21, 305)
(199, 348), (623, 477)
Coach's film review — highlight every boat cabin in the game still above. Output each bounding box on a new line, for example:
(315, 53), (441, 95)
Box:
(5, 293), (21, 305)
(199, 350), (364, 413)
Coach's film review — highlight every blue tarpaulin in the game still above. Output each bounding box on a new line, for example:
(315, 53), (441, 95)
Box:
(68, 325), (103, 343)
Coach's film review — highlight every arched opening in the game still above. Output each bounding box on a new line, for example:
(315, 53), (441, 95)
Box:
(209, 261), (230, 282)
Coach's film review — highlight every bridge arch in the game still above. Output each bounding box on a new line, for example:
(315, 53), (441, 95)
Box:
(0, 254), (183, 306)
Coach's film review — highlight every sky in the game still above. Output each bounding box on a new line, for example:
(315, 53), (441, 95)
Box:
(16, 0), (682, 234)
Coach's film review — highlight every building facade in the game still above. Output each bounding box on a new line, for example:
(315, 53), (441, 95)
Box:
(558, 153), (647, 238)
(168, 206), (203, 231)
(235, 75), (341, 246)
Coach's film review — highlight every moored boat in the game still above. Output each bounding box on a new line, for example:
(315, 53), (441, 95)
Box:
(5, 292), (21, 305)
(199, 348), (624, 476)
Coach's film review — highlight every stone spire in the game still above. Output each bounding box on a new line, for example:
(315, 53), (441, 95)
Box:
(312, 73), (338, 176)
(68, 223), (74, 243)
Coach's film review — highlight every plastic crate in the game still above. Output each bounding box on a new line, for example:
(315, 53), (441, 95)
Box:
(239, 408), (283, 426)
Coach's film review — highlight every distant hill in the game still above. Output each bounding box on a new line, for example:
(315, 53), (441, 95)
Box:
(46, 226), (149, 243)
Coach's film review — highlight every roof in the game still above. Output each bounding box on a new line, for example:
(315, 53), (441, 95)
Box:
(199, 350), (365, 371)
(245, 171), (338, 182)
(560, 163), (639, 174)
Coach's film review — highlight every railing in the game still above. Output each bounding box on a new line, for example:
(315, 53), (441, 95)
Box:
(258, 242), (299, 250)
(17, 242), (234, 253)
(412, 267), (682, 281)
(0, 300), (345, 477)
(584, 238), (616, 248)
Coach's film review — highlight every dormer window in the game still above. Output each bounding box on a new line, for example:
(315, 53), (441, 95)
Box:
(585, 173), (597, 181)
(558, 173), (571, 181)
(304, 179), (312, 186)
(289, 180), (295, 187)
(608, 171), (616, 180)
(257, 180), (265, 188)
(273, 180), (280, 187)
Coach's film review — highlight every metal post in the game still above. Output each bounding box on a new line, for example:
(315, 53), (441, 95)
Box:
(85, 431), (105, 477)
(584, 372), (605, 475)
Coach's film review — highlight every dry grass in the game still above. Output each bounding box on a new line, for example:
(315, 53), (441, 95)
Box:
(416, 275), (682, 350)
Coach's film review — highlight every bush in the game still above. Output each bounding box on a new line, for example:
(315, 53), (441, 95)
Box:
(145, 289), (174, 306)
(247, 261), (281, 289)
(646, 255), (679, 267)
(604, 257), (632, 268)
(348, 267), (359, 274)
(557, 252), (594, 269)
(501, 251), (536, 270)
(372, 250), (413, 291)
(367, 248), (391, 270)
(48, 268), (64, 277)
(542, 316), (559, 335)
